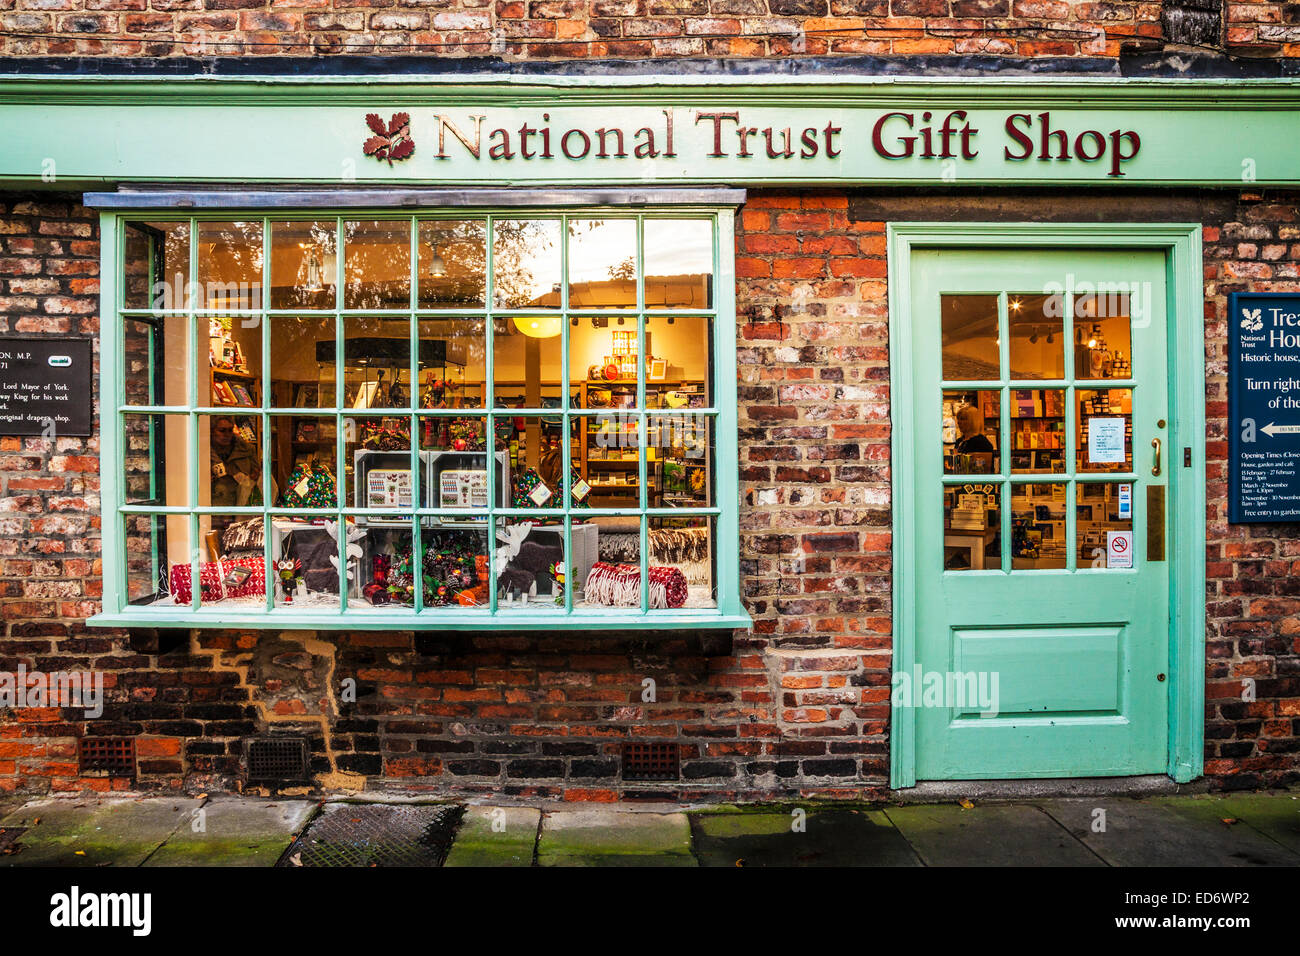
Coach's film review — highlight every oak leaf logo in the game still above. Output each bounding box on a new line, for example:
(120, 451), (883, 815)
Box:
(363, 112), (415, 166)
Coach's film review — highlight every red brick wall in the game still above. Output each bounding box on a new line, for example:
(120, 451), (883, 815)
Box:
(1204, 190), (1300, 790)
(1, 188), (1299, 797)
(4, 2), (1297, 60)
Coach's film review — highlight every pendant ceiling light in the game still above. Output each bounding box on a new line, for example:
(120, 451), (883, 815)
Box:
(513, 315), (562, 339)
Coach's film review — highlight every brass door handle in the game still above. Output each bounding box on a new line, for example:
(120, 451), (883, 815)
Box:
(1151, 437), (1161, 477)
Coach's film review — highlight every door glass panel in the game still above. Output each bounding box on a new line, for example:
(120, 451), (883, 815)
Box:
(1076, 483), (1135, 569)
(943, 484), (1000, 571)
(1077, 388), (1132, 472)
(1009, 388), (1065, 474)
(1074, 292), (1132, 380)
(1007, 292), (1064, 380)
(941, 294), (999, 381)
(1010, 482), (1067, 570)
(943, 389), (999, 475)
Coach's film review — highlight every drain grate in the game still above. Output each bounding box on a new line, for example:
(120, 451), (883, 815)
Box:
(79, 737), (136, 776)
(279, 803), (463, 867)
(622, 742), (680, 781)
(246, 736), (309, 782)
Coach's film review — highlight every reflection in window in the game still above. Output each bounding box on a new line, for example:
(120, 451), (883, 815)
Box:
(941, 294), (999, 381)
(1007, 292), (1063, 380)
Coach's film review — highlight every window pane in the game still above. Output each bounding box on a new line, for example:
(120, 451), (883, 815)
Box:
(648, 412), (712, 508)
(124, 412), (188, 507)
(345, 415), (416, 513)
(492, 219), (561, 310)
(268, 314), (335, 409)
(124, 221), (189, 310)
(942, 294), (999, 381)
(1077, 388), (1132, 473)
(271, 513), (341, 610)
(338, 315), (412, 411)
(1076, 483), (1135, 569)
(418, 220), (486, 309)
(943, 484), (1000, 571)
(125, 513), (189, 606)
(576, 516), (637, 610)
(1009, 388), (1065, 474)
(1074, 292), (1132, 380)
(270, 220), (337, 310)
(344, 220), (411, 310)
(943, 389), (999, 475)
(649, 515), (716, 608)
(644, 219), (712, 310)
(500, 414), (564, 511)
(573, 411), (640, 508)
(567, 219), (636, 309)
(648, 315), (711, 406)
(124, 315), (188, 407)
(419, 317), (485, 409)
(199, 411), (264, 510)
(495, 519), (565, 610)
(1007, 292), (1064, 380)
(203, 313), (262, 408)
(354, 526), (416, 609)
(421, 528), (491, 608)
(494, 315), (562, 409)
(269, 414), (338, 510)
(196, 221), (263, 311)
(1011, 483), (1067, 570)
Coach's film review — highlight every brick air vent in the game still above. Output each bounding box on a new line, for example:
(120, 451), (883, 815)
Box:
(79, 737), (136, 776)
(621, 742), (680, 781)
(245, 737), (309, 782)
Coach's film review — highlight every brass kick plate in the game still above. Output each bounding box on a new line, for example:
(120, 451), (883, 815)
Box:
(1147, 485), (1166, 562)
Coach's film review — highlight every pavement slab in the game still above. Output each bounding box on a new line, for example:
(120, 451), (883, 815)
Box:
(884, 803), (1102, 867)
(538, 810), (695, 867)
(144, 798), (317, 867)
(1148, 793), (1300, 857)
(444, 806), (540, 867)
(692, 808), (922, 867)
(1039, 798), (1300, 867)
(0, 797), (199, 867)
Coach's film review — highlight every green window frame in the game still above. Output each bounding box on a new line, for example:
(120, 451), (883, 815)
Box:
(89, 200), (750, 631)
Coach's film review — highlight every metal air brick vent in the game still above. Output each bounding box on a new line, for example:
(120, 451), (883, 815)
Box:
(245, 736), (309, 782)
(79, 737), (136, 776)
(621, 742), (680, 781)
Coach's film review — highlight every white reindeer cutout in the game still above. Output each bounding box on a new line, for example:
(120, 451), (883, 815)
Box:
(494, 522), (536, 604)
(325, 520), (366, 593)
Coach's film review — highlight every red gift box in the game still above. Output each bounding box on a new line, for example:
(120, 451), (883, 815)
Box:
(169, 557), (266, 604)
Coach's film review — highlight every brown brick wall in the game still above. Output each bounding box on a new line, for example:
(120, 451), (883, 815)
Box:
(1, 187), (1298, 797)
(4, 1), (1298, 60)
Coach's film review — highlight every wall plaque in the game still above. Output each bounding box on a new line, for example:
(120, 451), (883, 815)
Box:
(0, 337), (93, 437)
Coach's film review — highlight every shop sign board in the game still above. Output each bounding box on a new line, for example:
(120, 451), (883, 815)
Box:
(1228, 292), (1300, 522)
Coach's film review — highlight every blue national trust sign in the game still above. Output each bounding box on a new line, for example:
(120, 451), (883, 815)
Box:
(1228, 292), (1300, 523)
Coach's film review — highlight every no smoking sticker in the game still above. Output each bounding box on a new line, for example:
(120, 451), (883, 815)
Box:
(1107, 530), (1133, 569)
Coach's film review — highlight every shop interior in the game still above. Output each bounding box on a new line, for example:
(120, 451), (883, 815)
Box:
(121, 218), (718, 612)
(940, 291), (1136, 571)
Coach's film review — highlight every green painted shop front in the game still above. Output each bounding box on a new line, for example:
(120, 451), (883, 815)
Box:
(0, 72), (1296, 793)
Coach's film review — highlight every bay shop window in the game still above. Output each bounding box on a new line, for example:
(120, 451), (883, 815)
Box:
(92, 195), (747, 629)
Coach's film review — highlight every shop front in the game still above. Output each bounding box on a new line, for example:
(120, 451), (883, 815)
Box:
(0, 68), (1298, 797)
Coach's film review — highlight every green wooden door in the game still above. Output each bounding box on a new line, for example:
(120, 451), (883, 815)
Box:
(909, 247), (1169, 779)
